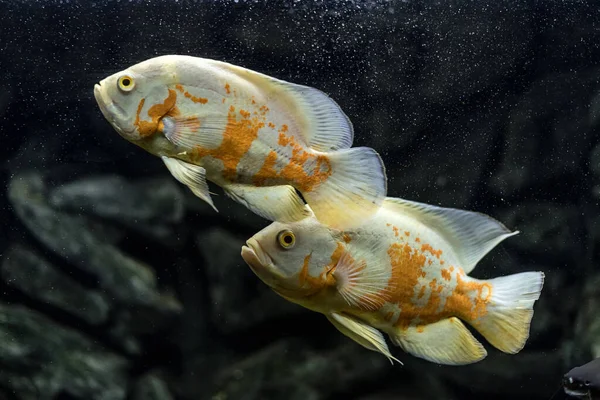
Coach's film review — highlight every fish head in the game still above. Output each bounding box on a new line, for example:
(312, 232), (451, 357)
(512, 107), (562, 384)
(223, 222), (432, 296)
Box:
(563, 358), (600, 398)
(94, 57), (177, 142)
(241, 216), (339, 299)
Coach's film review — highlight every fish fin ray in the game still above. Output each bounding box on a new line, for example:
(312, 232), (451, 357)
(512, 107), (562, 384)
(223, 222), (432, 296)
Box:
(382, 197), (518, 273)
(162, 114), (229, 150)
(327, 312), (402, 365)
(223, 184), (311, 223)
(472, 271), (544, 354)
(210, 60), (353, 151)
(162, 156), (217, 212)
(333, 249), (390, 311)
(391, 318), (487, 365)
(303, 147), (386, 230)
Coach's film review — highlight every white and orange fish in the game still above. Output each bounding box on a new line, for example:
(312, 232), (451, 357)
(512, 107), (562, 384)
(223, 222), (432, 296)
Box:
(241, 197), (545, 365)
(93, 55), (386, 229)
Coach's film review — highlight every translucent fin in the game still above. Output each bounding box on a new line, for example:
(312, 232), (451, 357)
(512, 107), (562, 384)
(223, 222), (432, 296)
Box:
(333, 249), (390, 311)
(162, 114), (228, 150)
(211, 59), (354, 151)
(327, 312), (402, 365)
(391, 318), (487, 365)
(472, 271), (544, 354)
(223, 184), (311, 223)
(162, 156), (217, 212)
(382, 197), (518, 273)
(303, 147), (387, 230)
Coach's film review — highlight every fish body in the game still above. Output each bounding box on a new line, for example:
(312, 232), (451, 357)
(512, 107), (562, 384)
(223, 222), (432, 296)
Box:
(94, 55), (386, 229)
(241, 197), (545, 365)
(563, 357), (600, 399)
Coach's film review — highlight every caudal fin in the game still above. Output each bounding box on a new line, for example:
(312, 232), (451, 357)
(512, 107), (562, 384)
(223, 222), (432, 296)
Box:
(302, 147), (387, 230)
(474, 271), (545, 354)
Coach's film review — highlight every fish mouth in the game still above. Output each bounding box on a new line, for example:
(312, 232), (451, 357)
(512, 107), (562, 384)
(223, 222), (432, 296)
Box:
(93, 83), (136, 137)
(563, 387), (588, 398)
(241, 238), (273, 272)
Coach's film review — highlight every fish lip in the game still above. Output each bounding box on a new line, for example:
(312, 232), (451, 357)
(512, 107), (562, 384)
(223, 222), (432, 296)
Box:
(93, 83), (136, 137)
(241, 238), (273, 271)
(563, 387), (588, 398)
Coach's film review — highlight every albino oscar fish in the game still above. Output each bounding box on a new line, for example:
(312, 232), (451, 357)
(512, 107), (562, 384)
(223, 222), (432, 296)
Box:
(241, 197), (545, 365)
(93, 55), (386, 229)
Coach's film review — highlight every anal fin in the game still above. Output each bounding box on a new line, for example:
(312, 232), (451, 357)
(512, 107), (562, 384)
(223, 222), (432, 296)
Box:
(391, 318), (487, 365)
(224, 184), (311, 223)
(162, 156), (217, 212)
(327, 312), (401, 365)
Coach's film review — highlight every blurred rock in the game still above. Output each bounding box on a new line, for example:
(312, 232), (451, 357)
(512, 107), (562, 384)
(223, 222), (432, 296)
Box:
(132, 372), (174, 400)
(7, 172), (183, 350)
(409, 350), (563, 399)
(49, 175), (186, 244)
(212, 339), (392, 400)
(0, 303), (128, 400)
(1, 244), (110, 326)
(196, 227), (305, 334)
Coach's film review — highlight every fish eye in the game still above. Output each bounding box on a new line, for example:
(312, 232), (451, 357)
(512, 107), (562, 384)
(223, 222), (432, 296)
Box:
(277, 230), (296, 249)
(118, 75), (135, 92)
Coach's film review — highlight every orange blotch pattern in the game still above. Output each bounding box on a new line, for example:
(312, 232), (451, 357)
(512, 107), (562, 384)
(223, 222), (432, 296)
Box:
(342, 233), (352, 243)
(295, 244), (344, 298)
(253, 131), (332, 192)
(385, 241), (492, 331)
(175, 84), (208, 104)
(134, 89), (179, 138)
(224, 83), (231, 94)
(190, 106), (265, 181)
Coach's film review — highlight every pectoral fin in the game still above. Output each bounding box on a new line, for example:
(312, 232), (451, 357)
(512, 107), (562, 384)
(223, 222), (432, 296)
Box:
(327, 312), (401, 365)
(333, 248), (390, 311)
(390, 318), (487, 365)
(223, 184), (311, 223)
(162, 156), (217, 212)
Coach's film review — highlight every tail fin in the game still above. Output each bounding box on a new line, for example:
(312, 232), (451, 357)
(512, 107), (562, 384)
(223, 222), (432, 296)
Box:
(302, 147), (387, 230)
(474, 271), (544, 354)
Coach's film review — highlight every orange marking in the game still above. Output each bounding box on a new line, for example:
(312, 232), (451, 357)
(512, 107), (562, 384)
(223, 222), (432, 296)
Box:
(268, 122), (276, 129)
(385, 242), (492, 330)
(440, 260), (445, 265)
(441, 269), (451, 281)
(384, 311), (394, 322)
(342, 233), (352, 243)
(224, 83), (231, 94)
(417, 325), (425, 333)
(404, 231), (410, 237)
(392, 226), (399, 237)
(253, 150), (278, 186)
(175, 84), (208, 104)
(291, 244), (345, 300)
(134, 89), (178, 138)
(421, 243), (443, 259)
(281, 124), (288, 132)
(253, 133), (332, 192)
(415, 237), (421, 243)
(190, 105), (264, 181)
(240, 109), (251, 118)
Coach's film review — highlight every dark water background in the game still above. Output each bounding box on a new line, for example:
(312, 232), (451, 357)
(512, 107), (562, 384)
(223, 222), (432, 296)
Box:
(0, 1), (599, 399)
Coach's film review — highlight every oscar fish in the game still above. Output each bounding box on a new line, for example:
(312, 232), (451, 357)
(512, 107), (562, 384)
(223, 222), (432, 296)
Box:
(93, 55), (386, 229)
(241, 197), (545, 365)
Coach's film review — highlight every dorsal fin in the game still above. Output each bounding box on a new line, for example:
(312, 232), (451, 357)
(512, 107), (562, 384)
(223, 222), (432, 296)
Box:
(209, 59), (354, 152)
(382, 197), (518, 273)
